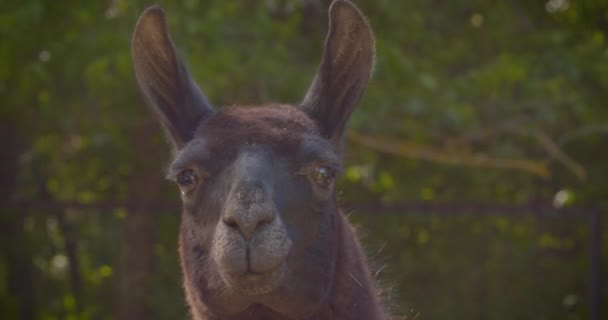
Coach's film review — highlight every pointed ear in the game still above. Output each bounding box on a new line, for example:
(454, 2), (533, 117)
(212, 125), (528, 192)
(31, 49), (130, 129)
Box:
(301, 0), (375, 147)
(131, 6), (213, 149)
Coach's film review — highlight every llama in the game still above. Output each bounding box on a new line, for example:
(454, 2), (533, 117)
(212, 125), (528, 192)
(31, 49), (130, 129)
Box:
(131, 1), (385, 319)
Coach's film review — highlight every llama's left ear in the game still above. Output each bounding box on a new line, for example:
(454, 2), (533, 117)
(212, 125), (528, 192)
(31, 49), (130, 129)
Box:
(131, 6), (214, 149)
(301, 0), (375, 147)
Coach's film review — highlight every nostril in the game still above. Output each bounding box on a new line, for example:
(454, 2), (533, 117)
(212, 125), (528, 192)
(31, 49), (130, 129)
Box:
(223, 218), (239, 230)
(259, 213), (275, 226)
(256, 218), (271, 229)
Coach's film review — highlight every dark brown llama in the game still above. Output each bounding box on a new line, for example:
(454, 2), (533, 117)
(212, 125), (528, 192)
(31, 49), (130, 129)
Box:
(131, 1), (385, 319)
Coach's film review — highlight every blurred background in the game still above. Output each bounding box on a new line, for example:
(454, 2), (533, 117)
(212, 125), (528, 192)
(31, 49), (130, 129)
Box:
(1, 0), (607, 319)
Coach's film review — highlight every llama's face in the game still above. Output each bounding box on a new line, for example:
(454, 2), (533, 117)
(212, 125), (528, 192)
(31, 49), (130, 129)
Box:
(171, 106), (345, 314)
(131, 0), (374, 317)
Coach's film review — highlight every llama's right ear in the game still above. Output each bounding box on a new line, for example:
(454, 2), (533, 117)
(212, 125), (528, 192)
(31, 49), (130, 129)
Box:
(301, 0), (375, 148)
(131, 6), (213, 149)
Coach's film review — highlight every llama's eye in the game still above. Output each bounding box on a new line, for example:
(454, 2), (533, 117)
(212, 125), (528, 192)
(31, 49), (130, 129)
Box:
(177, 169), (198, 194)
(312, 166), (335, 189)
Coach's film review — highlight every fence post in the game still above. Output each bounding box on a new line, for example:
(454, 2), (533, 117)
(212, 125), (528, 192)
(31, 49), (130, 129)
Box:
(589, 208), (602, 320)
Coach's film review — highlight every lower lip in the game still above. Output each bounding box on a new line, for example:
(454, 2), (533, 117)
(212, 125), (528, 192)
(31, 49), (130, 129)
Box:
(232, 265), (286, 295)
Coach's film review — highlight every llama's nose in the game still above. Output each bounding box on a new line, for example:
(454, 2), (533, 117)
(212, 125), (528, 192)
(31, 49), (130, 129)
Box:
(223, 183), (276, 239)
(223, 206), (276, 240)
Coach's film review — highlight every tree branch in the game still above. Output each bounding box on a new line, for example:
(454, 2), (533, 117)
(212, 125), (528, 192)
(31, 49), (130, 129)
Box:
(531, 129), (586, 180)
(347, 130), (550, 178)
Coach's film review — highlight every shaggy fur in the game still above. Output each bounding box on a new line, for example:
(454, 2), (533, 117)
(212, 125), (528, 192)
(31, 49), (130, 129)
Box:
(131, 1), (386, 319)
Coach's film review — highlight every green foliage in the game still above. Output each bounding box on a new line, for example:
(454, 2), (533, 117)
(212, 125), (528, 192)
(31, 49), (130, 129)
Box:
(354, 213), (595, 320)
(1, 0), (607, 319)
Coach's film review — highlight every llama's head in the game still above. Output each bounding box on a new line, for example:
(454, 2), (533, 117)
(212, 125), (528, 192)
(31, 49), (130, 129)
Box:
(132, 0), (374, 317)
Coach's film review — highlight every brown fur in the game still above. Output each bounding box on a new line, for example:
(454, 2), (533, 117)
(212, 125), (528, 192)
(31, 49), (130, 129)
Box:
(196, 105), (318, 160)
(131, 1), (387, 319)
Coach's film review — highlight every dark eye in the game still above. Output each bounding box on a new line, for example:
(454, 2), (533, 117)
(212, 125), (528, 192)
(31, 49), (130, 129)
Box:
(177, 169), (198, 195)
(312, 166), (335, 189)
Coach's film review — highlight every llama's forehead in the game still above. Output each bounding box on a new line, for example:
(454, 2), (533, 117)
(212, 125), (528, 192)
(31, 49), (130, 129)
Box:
(201, 104), (316, 131)
(190, 104), (321, 161)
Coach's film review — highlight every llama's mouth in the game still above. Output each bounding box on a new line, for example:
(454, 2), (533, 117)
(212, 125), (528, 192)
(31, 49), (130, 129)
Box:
(228, 262), (287, 295)
(212, 215), (292, 295)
